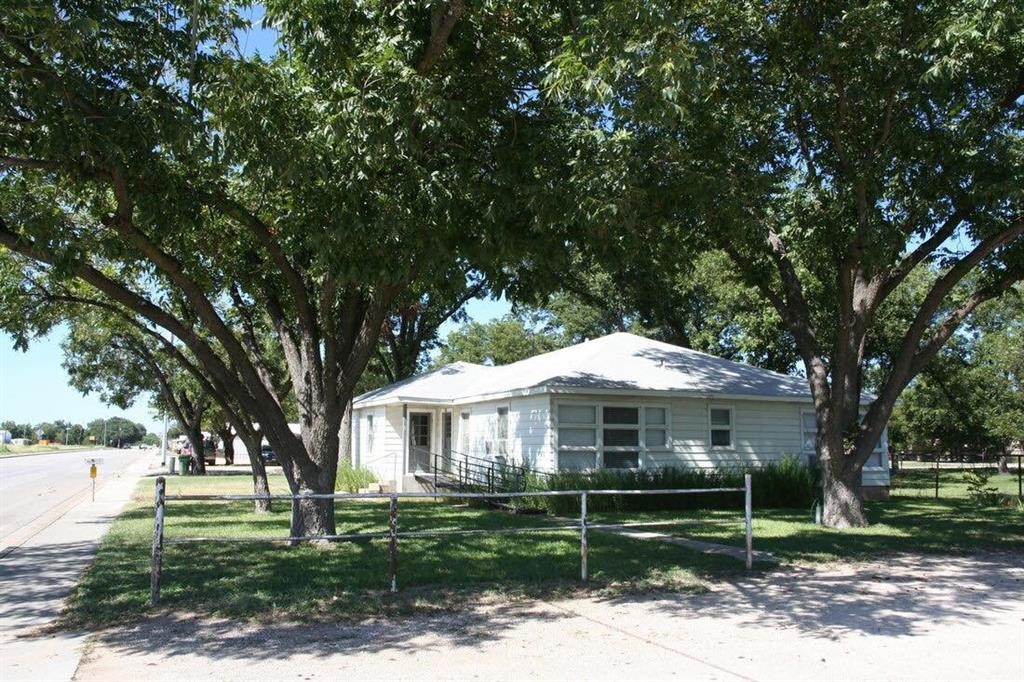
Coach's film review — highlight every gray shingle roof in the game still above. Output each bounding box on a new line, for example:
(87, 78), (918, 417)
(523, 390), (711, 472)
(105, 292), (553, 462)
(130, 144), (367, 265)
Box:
(354, 332), (815, 406)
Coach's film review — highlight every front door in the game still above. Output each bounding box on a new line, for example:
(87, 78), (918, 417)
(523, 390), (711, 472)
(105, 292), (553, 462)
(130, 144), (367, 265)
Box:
(408, 412), (431, 473)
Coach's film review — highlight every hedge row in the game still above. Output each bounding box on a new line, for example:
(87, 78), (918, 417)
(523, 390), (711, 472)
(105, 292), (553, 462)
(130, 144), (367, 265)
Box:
(526, 455), (818, 515)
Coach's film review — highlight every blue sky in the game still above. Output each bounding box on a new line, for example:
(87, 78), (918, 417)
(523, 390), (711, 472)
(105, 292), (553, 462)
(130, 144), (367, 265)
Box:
(0, 298), (511, 435)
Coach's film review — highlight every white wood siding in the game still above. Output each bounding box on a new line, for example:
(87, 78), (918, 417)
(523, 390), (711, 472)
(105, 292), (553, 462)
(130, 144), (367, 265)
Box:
(510, 395), (553, 470)
(461, 401), (500, 460)
(352, 405), (404, 487)
(356, 392), (889, 488)
(553, 393), (890, 487)
(648, 397), (803, 468)
(452, 396), (553, 469)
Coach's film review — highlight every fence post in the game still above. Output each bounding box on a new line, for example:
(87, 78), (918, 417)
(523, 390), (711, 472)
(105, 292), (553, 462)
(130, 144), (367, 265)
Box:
(488, 464), (494, 493)
(744, 473), (753, 570)
(935, 455), (940, 499)
(150, 476), (166, 605)
(433, 452), (438, 491)
(580, 491), (589, 582)
(388, 494), (399, 593)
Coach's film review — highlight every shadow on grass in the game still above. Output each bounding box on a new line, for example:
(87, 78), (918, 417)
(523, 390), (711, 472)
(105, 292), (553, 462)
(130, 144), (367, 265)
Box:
(47, 486), (1024, 661)
(59, 500), (741, 635)
(56, 542), (1024, 664)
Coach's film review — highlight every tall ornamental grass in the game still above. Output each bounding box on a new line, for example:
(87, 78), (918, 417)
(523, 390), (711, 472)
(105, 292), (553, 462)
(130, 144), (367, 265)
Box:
(335, 460), (378, 492)
(536, 455), (818, 515)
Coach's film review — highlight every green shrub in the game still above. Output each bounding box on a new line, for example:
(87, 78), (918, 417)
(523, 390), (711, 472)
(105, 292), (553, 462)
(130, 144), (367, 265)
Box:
(335, 460), (377, 492)
(962, 470), (1003, 506)
(537, 455), (818, 516)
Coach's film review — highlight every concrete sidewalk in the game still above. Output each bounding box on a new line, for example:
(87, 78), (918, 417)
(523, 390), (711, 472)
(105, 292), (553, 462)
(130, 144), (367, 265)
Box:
(0, 455), (157, 682)
(71, 551), (1024, 682)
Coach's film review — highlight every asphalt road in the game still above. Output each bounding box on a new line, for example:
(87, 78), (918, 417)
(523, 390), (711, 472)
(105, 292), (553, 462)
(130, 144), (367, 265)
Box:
(0, 447), (144, 548)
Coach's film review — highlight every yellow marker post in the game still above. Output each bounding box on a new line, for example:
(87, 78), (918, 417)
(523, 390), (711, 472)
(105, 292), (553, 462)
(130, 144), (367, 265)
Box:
(85, 457), (103, 502)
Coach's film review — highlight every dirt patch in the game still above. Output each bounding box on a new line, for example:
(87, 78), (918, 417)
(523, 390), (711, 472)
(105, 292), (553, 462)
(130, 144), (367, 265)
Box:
(75, 551), (1024, 681)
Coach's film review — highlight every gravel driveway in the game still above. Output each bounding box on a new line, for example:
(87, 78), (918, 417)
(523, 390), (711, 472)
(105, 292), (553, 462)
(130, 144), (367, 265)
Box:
(75, 551), (1024, 681)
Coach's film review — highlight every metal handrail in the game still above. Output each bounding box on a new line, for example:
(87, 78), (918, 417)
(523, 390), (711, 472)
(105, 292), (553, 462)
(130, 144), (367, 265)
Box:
(425, 448), (553, 494)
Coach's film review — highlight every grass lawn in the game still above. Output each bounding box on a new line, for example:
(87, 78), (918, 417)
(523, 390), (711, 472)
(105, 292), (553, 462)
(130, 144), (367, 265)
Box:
(593, 469), (1023, 564)
(64, 474), (743, 628)
(891, 468), (1022, 498)
(66, 469), (1023, 628)
(592, 497), (1023, 564)
(0, 443), (97, 458)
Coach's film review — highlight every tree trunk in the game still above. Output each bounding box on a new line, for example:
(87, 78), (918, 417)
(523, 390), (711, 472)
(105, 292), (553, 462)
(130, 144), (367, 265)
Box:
(186, 426), (206, 475)
(284, 453), (337, 540)
(278, 414), (339, 541)
(997, 454), (1009, 474)
(821, 455), (867, 528)
(291, 494), (336, 541)
(241, 433), (271, 513)
(218, 427), (235, 465)
(338, 402), (352, 466)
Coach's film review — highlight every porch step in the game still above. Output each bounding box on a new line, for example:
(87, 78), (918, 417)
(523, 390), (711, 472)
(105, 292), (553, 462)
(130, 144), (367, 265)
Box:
(412, 471), (462, 492)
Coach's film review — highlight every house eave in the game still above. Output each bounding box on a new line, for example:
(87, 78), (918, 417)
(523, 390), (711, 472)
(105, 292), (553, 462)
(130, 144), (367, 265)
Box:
(355, 383), (825, 409)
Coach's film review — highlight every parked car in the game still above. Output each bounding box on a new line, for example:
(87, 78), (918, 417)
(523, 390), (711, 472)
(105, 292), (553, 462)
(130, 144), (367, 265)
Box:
(259, 444), (278, 465)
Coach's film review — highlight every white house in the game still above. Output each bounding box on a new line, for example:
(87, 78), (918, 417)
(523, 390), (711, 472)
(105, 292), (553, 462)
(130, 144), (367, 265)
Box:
(351, 332), (890, 498)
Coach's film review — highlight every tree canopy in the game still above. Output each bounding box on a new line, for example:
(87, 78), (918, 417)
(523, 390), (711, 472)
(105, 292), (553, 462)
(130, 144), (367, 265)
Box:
(889, 292), (1024, 456)
(1, 0), (584, 535)
(434, 315), (562, 367)
(3, 1), (1021, 534)
(545, 0), (1024, 525)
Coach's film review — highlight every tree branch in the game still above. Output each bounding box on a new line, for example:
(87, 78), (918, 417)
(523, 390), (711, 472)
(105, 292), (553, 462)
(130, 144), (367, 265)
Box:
(416, 0), (465, 75)
(205, 193), (319, 345)
(0, 218), (271, 420)
(0, 156), (53, 170)
(878, 207), (970, 300)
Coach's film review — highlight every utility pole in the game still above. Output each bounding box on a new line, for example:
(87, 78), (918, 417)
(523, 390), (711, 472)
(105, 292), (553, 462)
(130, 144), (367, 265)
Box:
(102, 418), (107, 448)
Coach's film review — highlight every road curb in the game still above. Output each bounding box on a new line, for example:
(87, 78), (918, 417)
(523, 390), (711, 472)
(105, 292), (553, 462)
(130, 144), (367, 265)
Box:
(0, 447), (117, 460)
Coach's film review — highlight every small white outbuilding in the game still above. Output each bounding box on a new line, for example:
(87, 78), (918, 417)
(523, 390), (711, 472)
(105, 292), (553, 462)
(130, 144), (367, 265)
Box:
(351, 332), (890, 496)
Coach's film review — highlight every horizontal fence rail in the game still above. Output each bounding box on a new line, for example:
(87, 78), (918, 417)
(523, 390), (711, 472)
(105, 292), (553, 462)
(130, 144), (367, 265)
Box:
(891, 452), (1023, 499)
(166, 487), (745, 501)
(149, 475), (753, 605)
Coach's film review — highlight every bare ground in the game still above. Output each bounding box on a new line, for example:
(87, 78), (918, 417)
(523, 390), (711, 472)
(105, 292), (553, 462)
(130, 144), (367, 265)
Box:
(75, 551), (1024, 682)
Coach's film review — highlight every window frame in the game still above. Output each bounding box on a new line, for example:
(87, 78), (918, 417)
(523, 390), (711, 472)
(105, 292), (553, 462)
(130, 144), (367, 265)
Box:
(802, 407), (888, 469)
(366, 413), (375, 457)
(800, 408), (816, 454)
(496, 406), (510, 456)
(643, 405), (670, 453)
(459, 411), (471, 455)
(799, 408), (818, 468)
(708, 404), (735, 450)
(555, 400), (671, 471)
(600, 404), (641, 470)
